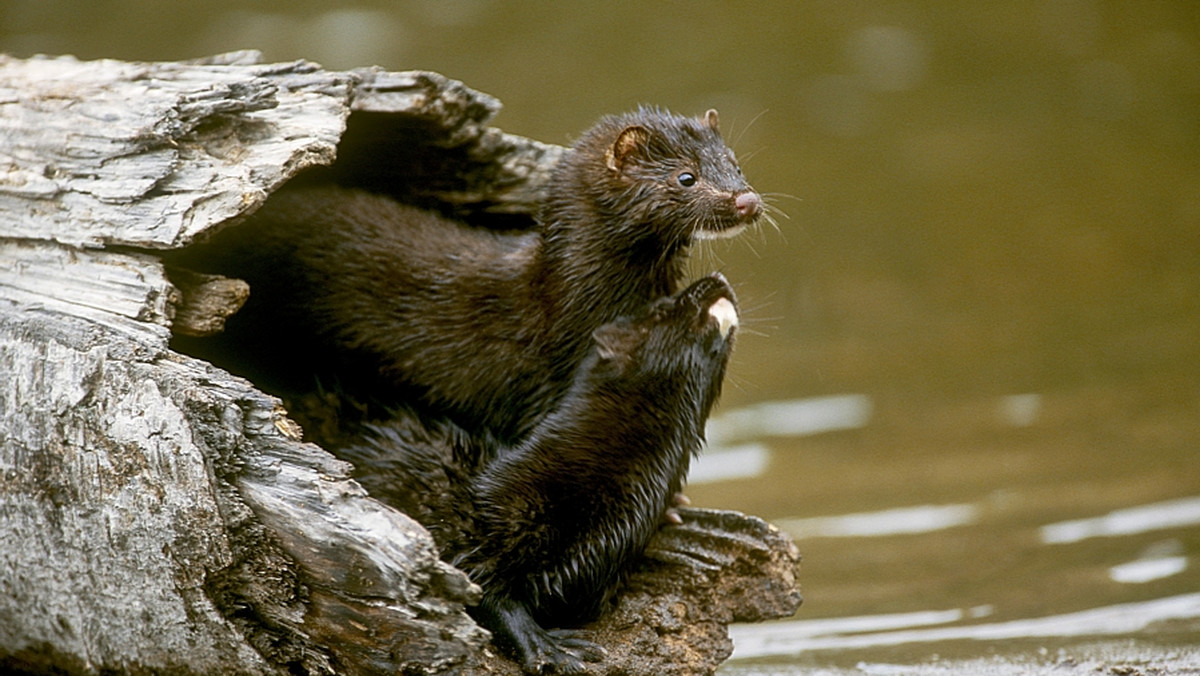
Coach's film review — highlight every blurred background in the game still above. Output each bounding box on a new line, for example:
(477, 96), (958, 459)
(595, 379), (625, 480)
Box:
(4, 1), (1198, 671)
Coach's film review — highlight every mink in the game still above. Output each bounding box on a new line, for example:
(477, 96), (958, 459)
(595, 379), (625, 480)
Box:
(184, 107), (760, 443)
(339, 273), (739, 674)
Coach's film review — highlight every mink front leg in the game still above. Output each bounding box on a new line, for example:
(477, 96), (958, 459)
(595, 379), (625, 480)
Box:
(473, 593), (605, 675)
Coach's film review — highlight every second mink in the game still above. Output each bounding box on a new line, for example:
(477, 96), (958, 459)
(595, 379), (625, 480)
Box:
(339, 273), (741, 674)
(194, 107), (763, 442)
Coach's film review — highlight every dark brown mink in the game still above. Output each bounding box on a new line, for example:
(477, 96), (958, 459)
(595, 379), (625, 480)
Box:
(338, 273), (739, 675)
(184, 107), (760, 443)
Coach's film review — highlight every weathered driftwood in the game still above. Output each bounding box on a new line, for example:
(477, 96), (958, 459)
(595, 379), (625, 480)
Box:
(0, 52), (801, 675)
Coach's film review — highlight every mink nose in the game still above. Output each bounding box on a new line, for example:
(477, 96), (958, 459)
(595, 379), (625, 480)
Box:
(735, 191), (762, 220)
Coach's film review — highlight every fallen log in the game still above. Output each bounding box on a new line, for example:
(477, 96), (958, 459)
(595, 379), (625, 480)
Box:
(0, 52), (801, 675)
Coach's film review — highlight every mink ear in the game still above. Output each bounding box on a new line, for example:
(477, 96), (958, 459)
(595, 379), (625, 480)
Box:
(592, 324), (636, 366)
(605, 125), (651, 172)
(592, 324), (625, 361)
(704, 109), (720, 131)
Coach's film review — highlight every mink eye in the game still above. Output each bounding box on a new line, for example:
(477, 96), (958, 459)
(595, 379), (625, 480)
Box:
(677, 172), (697, 187)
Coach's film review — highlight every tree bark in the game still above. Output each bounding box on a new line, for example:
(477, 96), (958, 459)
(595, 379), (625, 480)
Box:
(0, 52), (800, 675)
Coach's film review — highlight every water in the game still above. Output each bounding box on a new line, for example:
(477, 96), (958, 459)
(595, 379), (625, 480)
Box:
(4, 1), (1198, 671)
(698, 394), (1200, 671)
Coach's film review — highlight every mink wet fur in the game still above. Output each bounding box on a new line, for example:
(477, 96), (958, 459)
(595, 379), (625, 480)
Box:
(336, 273), (739, 674)
(181, 107), (760, 444)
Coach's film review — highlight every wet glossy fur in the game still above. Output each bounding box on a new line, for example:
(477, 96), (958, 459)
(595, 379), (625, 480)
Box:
(339, 274), (737, 674)
(196, 108), (759, 442)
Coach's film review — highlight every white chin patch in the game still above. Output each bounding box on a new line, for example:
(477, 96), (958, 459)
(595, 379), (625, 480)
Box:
(694, 223), (748, 241)
(708, 297), (738, 337)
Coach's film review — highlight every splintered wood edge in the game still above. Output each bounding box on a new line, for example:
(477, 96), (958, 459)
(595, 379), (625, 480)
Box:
(167, 268), (251, 337)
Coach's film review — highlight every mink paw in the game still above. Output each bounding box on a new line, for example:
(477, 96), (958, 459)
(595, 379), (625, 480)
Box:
(479, 595), (606, 675)
(521, 628), (605, 674)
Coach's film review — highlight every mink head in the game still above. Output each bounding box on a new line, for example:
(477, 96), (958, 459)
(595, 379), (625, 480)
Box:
(585, 272), (737, 425)
(545, 107), (763, 248)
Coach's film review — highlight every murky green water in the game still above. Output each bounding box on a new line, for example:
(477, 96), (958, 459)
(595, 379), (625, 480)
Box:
(6, 1), (1198, 671)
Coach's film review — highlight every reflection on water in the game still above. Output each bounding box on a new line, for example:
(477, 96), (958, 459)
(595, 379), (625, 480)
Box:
(1040, 496), (1200, 544)
(706, 395), (875, 446)
(692, 394), (874, 484)
(778, 503), (979, 539)
(1108, 553), (1187, 585)
(699, 397), (1199, 668)
(4, 0), (1199, 671)
(689, 443), (772, 485)
(998, 393), (1042, 427)
(722, 486), (1200, 666)
(729, 592), (1200, 657)
(693, 395), (874, 484)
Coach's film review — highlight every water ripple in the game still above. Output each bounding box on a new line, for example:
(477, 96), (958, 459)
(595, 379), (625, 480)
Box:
(1039, 496), (1200, 544)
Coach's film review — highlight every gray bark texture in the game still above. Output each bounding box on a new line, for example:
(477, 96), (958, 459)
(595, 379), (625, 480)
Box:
(0, 52), (801, 675)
